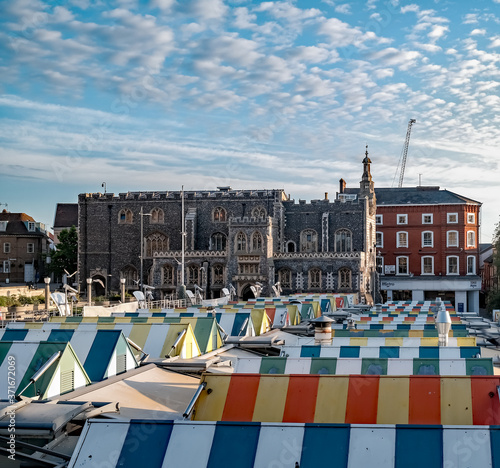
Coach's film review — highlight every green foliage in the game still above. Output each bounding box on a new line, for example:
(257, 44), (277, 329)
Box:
(487, 219), (500, 312)
(48, 226), (78, 278)
(487, 290), (500, 312)
(493, 220), (500, 273)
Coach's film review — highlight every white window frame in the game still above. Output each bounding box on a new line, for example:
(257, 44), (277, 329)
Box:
(447, 230), (459, 247)
(422, 213), (433, 224)
(466, 231), (476, 247)
(421, 256), (434, 275)
(396, 256), (409, 275)
(447, 255), (459, 275)
(447, 213), (458, 224)
(421, 231), (434, 248)
(397, 214), (408, 225)
(375, 231), (383, 248)
(396, 231), (408, 248)
(467, 255), (476, 275)
(3, 243), (10, 254)
(467, 213), (475, 224)
(375, 215), (383, 225)
(28, 222), (35, 232)
(376, 255), (384, 273)
(0, 221), (7, 231)
(3, 260), (10, 273)
(27, 243), (34, 254)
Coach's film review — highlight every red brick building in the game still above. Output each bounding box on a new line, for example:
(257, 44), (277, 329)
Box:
(0, 210), (51, 284)
(371, 187), (481, 312)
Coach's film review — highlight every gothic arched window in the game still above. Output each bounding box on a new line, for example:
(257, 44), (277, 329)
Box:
(145, 232), (169, 257)
(308, 268), (321, 288)
(251, 231), (263, 251)
(210, 232), (226, 251)
(235, 232), (247, 252)
(118, 209), (133, 224)
(213, 207), (227, 222)
(150, 208), (164, 224)
(338, 268), (352, 289)
(300, 229), (318, 252)
(335, 229), (352, 252)
(252, 206), (266, 219)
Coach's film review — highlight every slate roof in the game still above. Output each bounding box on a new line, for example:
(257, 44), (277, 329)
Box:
(53, 203), (78, 228)
(345, 186), (482, 206)
(0, 211), (44, 236)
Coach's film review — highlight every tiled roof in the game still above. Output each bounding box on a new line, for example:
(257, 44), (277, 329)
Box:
(53, 203), (78, 228)
(0, 212), (42, 236)
(345, 186), (482, 206)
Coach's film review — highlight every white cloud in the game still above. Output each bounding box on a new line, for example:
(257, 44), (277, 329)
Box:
(368, 48), (420, 70)
(255, 2), (322, 22)
(185, 0), (228, 21)
(489, 36), (500, 48)
(335, 4), (351, 14)
(470, 28), (486, 36)
(463, 13), (478, 24)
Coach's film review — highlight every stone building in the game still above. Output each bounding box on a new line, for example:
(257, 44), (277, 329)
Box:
(78, 155), (377, 300)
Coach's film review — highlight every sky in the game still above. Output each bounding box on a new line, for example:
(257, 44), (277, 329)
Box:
(0, 0), (499, 241)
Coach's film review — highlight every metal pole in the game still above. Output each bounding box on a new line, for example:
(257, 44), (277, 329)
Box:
(120, 277), (126, 303)
(86, 278), (92, 306)
(181, 186), (185, 287)
(44, 277), (50, 311)
(140, 206), (144, 294)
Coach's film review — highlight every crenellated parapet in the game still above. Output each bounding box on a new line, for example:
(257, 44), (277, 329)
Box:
(152, 250), (228, 258)
(274, 252), (362, 260)
(80, 189), (286, 202)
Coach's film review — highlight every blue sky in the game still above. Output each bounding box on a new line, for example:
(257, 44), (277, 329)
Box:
(0, 0), (499, 241)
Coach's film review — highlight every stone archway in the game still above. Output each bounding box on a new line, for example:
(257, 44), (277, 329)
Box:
(240, 284), (254, 301)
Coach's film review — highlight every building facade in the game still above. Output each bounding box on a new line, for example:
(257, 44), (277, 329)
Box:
(366, 187), (482, 313)
(77, 156), (377, 300)
(0, 210), (51, 284)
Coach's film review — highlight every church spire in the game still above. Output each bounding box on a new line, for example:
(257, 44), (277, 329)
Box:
(360, 145), (375, 213)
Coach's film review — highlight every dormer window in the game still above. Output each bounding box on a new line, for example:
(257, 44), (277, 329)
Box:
(0, 221), (7, 231)
(28, 222), (35, 231)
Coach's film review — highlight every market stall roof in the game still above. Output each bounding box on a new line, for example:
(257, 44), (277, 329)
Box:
(67, 419), (500, 468)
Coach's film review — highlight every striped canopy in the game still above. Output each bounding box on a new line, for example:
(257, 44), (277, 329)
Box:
(0, 327), (138, 382)
(230, 356), (493, 376)
(0, 341), (90, 399)
(191, 374), (500, 425)
(68, 419), (500, 468)
(19, 321), (202, 360)
(281, 344), (481, 359)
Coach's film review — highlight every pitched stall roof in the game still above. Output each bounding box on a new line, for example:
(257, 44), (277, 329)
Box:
(229, 356), (493, 376)
(191, 373), (500, 425)
(0, 327), (139, 382)
(0, 341), (90, 399)
(67, 419), (500, 468)
(43, 320), (201, 360)
(282, 344), (481, 359)
(112, 311), (268, 338)
(49, 316), (222, 354)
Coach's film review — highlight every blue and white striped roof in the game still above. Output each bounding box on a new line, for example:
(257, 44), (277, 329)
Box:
(69, 419), (500, 468)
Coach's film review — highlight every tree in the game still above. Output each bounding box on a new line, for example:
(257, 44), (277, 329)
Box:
(486, 220), (500, 312)
(49, 226), (78, 279)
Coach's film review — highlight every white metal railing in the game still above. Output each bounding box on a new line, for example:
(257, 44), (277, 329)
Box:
(145, 298), (187, 309)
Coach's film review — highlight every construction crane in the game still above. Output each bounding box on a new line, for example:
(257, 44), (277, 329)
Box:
(393, 119), (416, 188)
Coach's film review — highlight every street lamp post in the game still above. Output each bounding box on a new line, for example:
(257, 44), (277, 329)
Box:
(44, 277), (50, 311)
(86, 278), (92, 306)
(120, 277), (126, 303)
(139, 207), (152, 294)
(178, 186), (187, 299)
